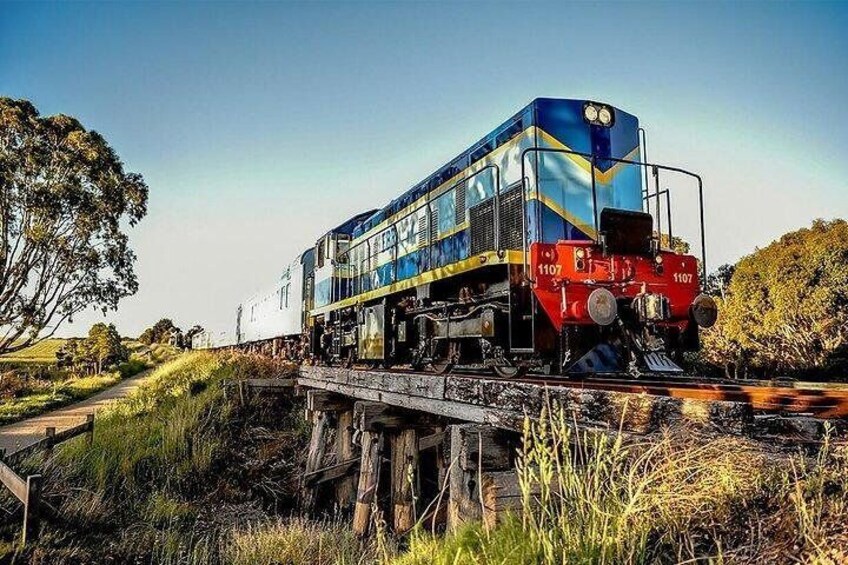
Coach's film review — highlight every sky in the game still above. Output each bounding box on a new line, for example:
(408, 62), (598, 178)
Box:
(1, 1), (847, 339)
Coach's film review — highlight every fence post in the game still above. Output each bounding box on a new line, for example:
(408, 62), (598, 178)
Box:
(21, 474), (42, 546)
(86, 413), (95, 446)
(44, 427), (55, 463)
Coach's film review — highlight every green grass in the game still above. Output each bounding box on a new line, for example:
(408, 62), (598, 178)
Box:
(6, 353), (847, 564)
(5, 351), (306, 563)
(0, 338), (67, 365)
(0, 353), (152, 426)
(0, 372), (126, 425)
(226, 518), (382, 565)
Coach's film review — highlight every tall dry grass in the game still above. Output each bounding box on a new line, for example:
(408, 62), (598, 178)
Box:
(396, 405), (847, 565)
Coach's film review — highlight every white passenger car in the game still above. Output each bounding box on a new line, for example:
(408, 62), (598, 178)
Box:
(236, 252), (307, 344)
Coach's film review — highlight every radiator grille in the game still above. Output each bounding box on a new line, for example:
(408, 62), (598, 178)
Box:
(469, 199), (495, 255)
(499, 185), (524, 250)
(417, 215), (427, 247)
(430, 207), (439, 242)
(455, 181), (466, 225)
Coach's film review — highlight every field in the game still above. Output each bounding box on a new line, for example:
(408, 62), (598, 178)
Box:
(3, 352), (846, 564)
(0, 340), (179, 425)
(0, 339), (67, 365)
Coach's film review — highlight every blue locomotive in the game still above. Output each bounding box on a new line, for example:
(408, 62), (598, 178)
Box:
(200, 98), (716, 377)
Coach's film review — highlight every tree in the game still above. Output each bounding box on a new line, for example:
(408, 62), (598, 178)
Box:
(183, 325), (204, 349)
(56, 322), (128, 375)
(138, 318), (181, 345)
(0, 98), (148, 353)
(138, 328), (155, 346)
(703, 219), (848, 374)
(705, 264), (736, 299)
(87, 322), (127, 374)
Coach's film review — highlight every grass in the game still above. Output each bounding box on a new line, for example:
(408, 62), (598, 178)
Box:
(1, 351), (308, 563)
(0, 342), (177, 426)
(0, 359), (152, 426)
(393, 407), (848, 565)
(4, 353), (847, 564)
(0, 338), (67, 365)
(226, 518), (381, 565)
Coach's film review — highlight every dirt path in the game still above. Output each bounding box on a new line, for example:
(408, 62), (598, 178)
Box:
(0, 369), (155, 454)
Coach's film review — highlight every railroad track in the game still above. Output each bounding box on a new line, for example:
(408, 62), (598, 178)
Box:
(343, 365), (848, 419)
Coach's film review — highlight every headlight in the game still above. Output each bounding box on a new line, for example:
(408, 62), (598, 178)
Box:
(583, 102), (615, 127)
(575, 248), (586, 259)
(587, 288), (617, 326)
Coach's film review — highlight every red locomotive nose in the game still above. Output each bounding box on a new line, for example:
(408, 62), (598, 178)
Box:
(530, 241), (700, 332)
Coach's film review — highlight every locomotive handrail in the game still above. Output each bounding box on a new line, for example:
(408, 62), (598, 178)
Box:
(642, 188), (674, 247)
(643, 188), (673, 247)
(520, 147), (707, 289)
(333, 163), (502, 308)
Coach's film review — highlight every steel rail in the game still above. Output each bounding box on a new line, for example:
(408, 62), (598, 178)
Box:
(339, 365), (848, 419)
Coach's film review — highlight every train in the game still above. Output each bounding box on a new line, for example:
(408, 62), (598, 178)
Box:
(195, 97), (718, 378)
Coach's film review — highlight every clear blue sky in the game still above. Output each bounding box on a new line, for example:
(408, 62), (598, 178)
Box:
(2, 1), (846, 338)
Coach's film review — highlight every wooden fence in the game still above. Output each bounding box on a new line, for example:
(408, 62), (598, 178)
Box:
(0, 414), (95, 546)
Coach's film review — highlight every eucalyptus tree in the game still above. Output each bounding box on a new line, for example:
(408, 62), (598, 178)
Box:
(703, 219), (848, 374)
(0, 98), (148, 353)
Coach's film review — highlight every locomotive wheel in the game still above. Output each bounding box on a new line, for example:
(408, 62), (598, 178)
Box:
(431, 359), (453, 375)
(431, 341), (460, 375)
(491, 364), (527, 379)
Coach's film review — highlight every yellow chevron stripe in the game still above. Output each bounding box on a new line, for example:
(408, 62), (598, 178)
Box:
(536, 129), (641, 183)
(532, 192), (597, 239)
(353, 126), (639, 244)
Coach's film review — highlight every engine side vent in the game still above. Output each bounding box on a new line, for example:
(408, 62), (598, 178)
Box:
(417, 214), (428, 248)
(469, 199), (495, 255)
(455, 181), (467, 226)
(499, 184), (524, 250)
(430, 207), (439, 243)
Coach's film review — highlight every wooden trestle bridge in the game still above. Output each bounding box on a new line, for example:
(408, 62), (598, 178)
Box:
(247, 365), (848, 536)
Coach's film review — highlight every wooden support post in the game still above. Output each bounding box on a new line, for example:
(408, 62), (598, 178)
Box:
(305, 412), (330, 474)
(86, 413), (95, 446)
(449, 425), (479, 529)
(431, 426), (449, 529)
(352, 430), (384, 536)
(303, 410), (330, 509)
(21, 474), (41, 546)
(391, 428), (418, 533)
(44, 427), (55, 463)
(448, 424), (514, 531)
(334, 409), (357, 510)
(481, 470), (534, 530)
